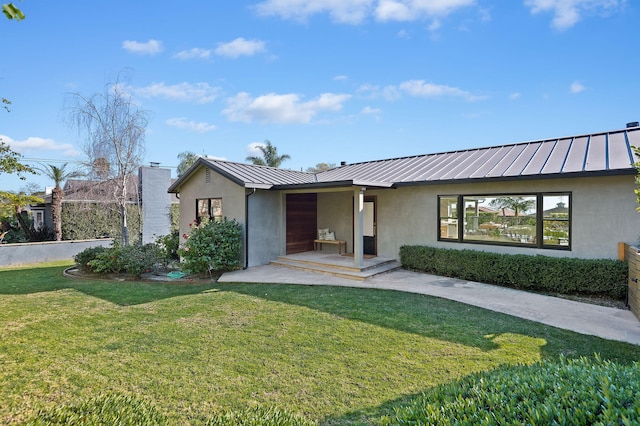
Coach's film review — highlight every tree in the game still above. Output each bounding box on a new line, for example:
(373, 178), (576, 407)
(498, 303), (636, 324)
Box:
(66, 73), (150, 245)
(246, 140), (290, 168)
(0, 140), (36, 179)
(2, 3), (24, 21)
(38, 163), (83, 241)
(2, 3), (25, 111)
(0, 190), (44, 241)
(306, 162), (336, 173)
(490, 196), (536, 227)
(176, 151), (200, 177)
(1, 5), (36, 179)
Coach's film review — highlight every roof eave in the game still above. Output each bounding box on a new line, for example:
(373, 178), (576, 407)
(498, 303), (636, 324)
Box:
(272, 179), (394, 190)
(392, 168), (637, 187)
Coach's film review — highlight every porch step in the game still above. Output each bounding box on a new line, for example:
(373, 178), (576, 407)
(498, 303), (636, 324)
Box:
(270, 256), (401, 281)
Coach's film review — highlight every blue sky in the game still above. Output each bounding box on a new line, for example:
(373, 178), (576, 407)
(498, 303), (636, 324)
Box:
(1, 0), (638, 192)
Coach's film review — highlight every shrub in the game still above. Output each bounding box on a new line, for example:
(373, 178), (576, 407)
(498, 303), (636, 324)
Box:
(25, 393), (167, 425)
(74, 246), (110, 272)
(86, 244), (125, 275)
(119, 243), (163, 277)
(76, 242), (163, 278)
(178, 217), (243, 275)
(156, 229), (180, 263)
(206, 405), (316, 426)
(382, 356), (640, 425)
(400, 246), (628, 299)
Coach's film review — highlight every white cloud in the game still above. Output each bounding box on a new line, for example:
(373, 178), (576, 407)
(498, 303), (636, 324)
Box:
(1, 135), (80, 157)
(254, 0), (374, 24)
(223, 92), (351, 123)
(396, 29), (411, 38)
(361, 106), (382, 121)
(399, 80), (483, 101)
(255, 0), (476, 23)
(122, 39), (163, 55)
(524, 0), (623, 30)
(133, 82), (221, 103)
(358, 80), (482, 101)
(509, 92), (521, 100)
(361, 106), (382, 115)
(173, 48), (212, 60)
(246, 141), (266, 157)
(333, 75), (349, 81)
(166, 117), (217, 133)
(215, 37), (266, 58)
(428, 19), (442, 32)
(570, 81), (586, 93)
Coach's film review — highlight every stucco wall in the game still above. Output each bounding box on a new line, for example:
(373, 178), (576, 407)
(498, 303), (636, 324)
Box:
(366, 174), (639, 260)
(318, 191), (354, 252)
(0, 239), (113, 266)
(247, 190), (282, 267)
(177, 166), (639, 266)
(176, 166), (248, 263)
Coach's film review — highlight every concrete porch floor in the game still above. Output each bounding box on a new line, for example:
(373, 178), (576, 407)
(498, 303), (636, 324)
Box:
(268, 250), (401, 280)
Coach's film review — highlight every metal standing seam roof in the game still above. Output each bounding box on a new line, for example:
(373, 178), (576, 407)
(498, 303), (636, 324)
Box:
(168, 127), (640, 193)
(315, 127), (640, 186)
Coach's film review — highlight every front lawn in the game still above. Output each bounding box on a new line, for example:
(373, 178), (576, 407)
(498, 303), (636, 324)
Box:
(1, 263), (639, 425)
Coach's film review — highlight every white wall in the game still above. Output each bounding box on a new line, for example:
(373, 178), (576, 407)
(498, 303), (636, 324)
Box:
(0, 239), (113, 266)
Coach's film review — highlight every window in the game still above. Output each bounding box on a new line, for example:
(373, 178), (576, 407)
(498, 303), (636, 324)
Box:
(196, 198), (222, 223)
(439, 196), (458, 240)
(438, 193), (571, 250)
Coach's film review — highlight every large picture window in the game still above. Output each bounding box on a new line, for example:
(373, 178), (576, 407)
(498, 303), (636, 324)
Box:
(196, 198), (222, 223)
(438, 193), (571, 250)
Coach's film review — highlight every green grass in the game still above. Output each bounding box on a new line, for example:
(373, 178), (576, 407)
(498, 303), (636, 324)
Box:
(1, 264), (639, 425)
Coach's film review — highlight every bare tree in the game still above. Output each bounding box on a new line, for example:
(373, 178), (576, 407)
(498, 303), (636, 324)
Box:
(66, 73), (150, 245)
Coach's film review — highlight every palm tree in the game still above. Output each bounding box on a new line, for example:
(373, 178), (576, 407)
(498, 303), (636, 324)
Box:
(39, 163), (83, 241)
(246, 140), (291, 168)
(176, 151), (201, 177)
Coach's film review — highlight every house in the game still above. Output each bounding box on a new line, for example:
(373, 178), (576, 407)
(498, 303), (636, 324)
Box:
(39, 164), (176, 243)
(168, 125), (640, 269)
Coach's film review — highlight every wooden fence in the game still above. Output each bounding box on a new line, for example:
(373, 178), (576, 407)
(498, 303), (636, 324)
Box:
(620, 242), (640, 320)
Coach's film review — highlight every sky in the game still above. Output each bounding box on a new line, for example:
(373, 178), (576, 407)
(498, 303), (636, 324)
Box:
(1, 0), (638, 192)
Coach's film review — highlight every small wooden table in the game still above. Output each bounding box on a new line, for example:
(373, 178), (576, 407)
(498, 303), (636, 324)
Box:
(314, 239), (347, 254)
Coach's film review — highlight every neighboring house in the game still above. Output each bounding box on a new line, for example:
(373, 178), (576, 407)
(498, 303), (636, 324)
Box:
(168, 125), (640, 269)
(38, 164), (176, 243)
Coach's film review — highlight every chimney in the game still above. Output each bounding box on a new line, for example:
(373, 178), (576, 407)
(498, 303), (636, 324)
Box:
(150, 162), (160, 168)
(340, 161), (347, 166)
(627, 122), (639, 128)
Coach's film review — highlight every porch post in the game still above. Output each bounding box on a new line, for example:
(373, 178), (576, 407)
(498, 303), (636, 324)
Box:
(353, 187), (365, 268)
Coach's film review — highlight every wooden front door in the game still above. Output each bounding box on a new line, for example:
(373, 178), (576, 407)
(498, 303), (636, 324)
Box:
(286, 193), (317, 254)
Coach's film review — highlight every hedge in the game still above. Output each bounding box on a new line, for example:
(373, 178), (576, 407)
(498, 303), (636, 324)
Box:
(381, 356), (640, 425)
(400, 245), (627, 299)
(61, 202), (141, 243)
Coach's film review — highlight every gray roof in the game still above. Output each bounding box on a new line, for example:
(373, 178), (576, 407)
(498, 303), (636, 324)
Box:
(168, 126), (640, 193)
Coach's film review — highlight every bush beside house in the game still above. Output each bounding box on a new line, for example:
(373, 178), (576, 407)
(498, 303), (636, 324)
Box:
(400, 246), (627, 299)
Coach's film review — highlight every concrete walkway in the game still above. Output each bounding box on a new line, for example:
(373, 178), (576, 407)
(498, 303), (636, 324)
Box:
(220, 265), (640, 346)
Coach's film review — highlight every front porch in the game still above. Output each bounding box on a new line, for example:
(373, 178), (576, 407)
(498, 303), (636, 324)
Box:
(270, 251), (400, 281)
